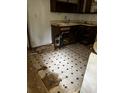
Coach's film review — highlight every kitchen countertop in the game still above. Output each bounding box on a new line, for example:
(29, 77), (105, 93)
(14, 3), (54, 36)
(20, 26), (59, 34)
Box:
(51, 20), (97, 27)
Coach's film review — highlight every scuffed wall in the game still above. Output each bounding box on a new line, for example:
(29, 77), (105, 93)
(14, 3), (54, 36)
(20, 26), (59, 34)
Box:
(28, 0), (96, 47)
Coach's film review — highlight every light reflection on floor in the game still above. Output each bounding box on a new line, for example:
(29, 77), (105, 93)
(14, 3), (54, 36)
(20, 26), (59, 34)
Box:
(28, 43), (91, 93)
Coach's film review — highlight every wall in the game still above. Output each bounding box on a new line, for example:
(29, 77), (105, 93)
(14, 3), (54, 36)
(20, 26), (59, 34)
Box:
(28, 0), (97, 47)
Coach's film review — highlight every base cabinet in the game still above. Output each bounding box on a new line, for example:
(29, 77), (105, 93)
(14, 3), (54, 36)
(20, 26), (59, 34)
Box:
(78, 26), (97, 45)
(51, 25), (97, 49)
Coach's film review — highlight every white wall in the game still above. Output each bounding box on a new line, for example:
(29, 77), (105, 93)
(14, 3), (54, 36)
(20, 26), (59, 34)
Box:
(28, 0), (97, 47)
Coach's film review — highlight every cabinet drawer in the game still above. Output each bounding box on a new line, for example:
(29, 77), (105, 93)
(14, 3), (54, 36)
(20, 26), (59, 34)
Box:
(60, 27), (70, 31)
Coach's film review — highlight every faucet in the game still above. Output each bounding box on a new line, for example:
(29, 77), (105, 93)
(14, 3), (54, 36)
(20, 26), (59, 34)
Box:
(64, 16), (70, 23)
(64, 16), (67, 21)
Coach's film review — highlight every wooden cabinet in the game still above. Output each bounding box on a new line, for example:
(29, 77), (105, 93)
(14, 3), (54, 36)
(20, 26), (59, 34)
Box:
(58, 0), (78, 4)
(51, 25), (77, 48)
(50, 0), (80, 13)
(78, 25), (97, 45)
(79, 0), (97, 13)
(50, 0), (97, 13)
(51, 24), (97, 49)
(84, 0), (93, 13)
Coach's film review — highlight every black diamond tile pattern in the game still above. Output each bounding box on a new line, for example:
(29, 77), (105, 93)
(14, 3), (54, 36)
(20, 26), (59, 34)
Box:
(28, 43), (91, 93)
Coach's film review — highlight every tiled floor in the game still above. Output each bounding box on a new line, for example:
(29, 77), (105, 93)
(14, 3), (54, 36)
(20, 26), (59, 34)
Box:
(28, 43), (91, 93)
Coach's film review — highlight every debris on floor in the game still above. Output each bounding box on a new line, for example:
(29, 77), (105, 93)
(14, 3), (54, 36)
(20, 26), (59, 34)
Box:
(28, 43), (91, 93)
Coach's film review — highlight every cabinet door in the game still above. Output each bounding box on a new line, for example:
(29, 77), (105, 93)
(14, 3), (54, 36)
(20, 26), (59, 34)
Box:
(57, 0), (68, 2)
(85, 0), (92, 13)
(90, 0), (97, 13)
(50, 0), (56, 12)
(79, 0), (97, 13)
(78, 26), (97, 45)
(69, 0), (79, 4)
(78, 0), (85, 13)
(58, 0), (79, 4)
(50, 0), (80, 13)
